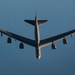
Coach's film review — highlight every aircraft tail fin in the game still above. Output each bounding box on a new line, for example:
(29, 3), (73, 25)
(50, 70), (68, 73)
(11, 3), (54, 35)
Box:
(24, 20), (48, 26)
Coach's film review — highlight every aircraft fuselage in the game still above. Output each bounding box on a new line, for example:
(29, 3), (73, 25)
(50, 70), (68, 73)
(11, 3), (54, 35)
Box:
(35, 13), (41, 59)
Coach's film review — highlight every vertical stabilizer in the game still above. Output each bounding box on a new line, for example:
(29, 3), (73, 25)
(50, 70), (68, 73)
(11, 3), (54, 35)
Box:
(35, 10), (38, 22)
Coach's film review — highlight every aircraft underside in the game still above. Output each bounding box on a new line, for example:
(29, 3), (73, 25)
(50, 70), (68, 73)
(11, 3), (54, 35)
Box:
(0, 11), (75, 59)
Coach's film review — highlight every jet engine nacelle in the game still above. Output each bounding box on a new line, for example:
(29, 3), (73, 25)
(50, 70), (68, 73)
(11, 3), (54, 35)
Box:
(19, 42), (24, 49)
(63, 37), (68, 44)
(1, 32), (3, 37)
(7, 37), (12, 43)
(51, 42), (56, 49)
(71, 34), (74, 38)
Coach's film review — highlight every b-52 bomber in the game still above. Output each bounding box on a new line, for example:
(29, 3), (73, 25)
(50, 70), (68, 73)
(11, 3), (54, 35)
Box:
(0, 11), (75, 59)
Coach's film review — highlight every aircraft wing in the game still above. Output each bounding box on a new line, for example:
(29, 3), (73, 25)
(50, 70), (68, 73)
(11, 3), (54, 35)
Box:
(40, 29), (75, 47)
(0, 29), (36, 47)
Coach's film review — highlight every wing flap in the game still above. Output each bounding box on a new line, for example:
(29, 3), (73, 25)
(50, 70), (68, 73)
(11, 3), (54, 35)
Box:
(0, 29), (36, 47)
(40, 29), (75, 47)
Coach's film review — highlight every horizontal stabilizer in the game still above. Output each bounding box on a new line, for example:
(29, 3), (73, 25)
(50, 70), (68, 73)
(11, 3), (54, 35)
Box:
(24, 20), (48, 26)
(24, 20), (35, 26)
(38, 20), (48, 26)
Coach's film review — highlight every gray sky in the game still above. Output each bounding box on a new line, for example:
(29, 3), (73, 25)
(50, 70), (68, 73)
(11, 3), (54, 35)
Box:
(0, 0), (75, 75)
